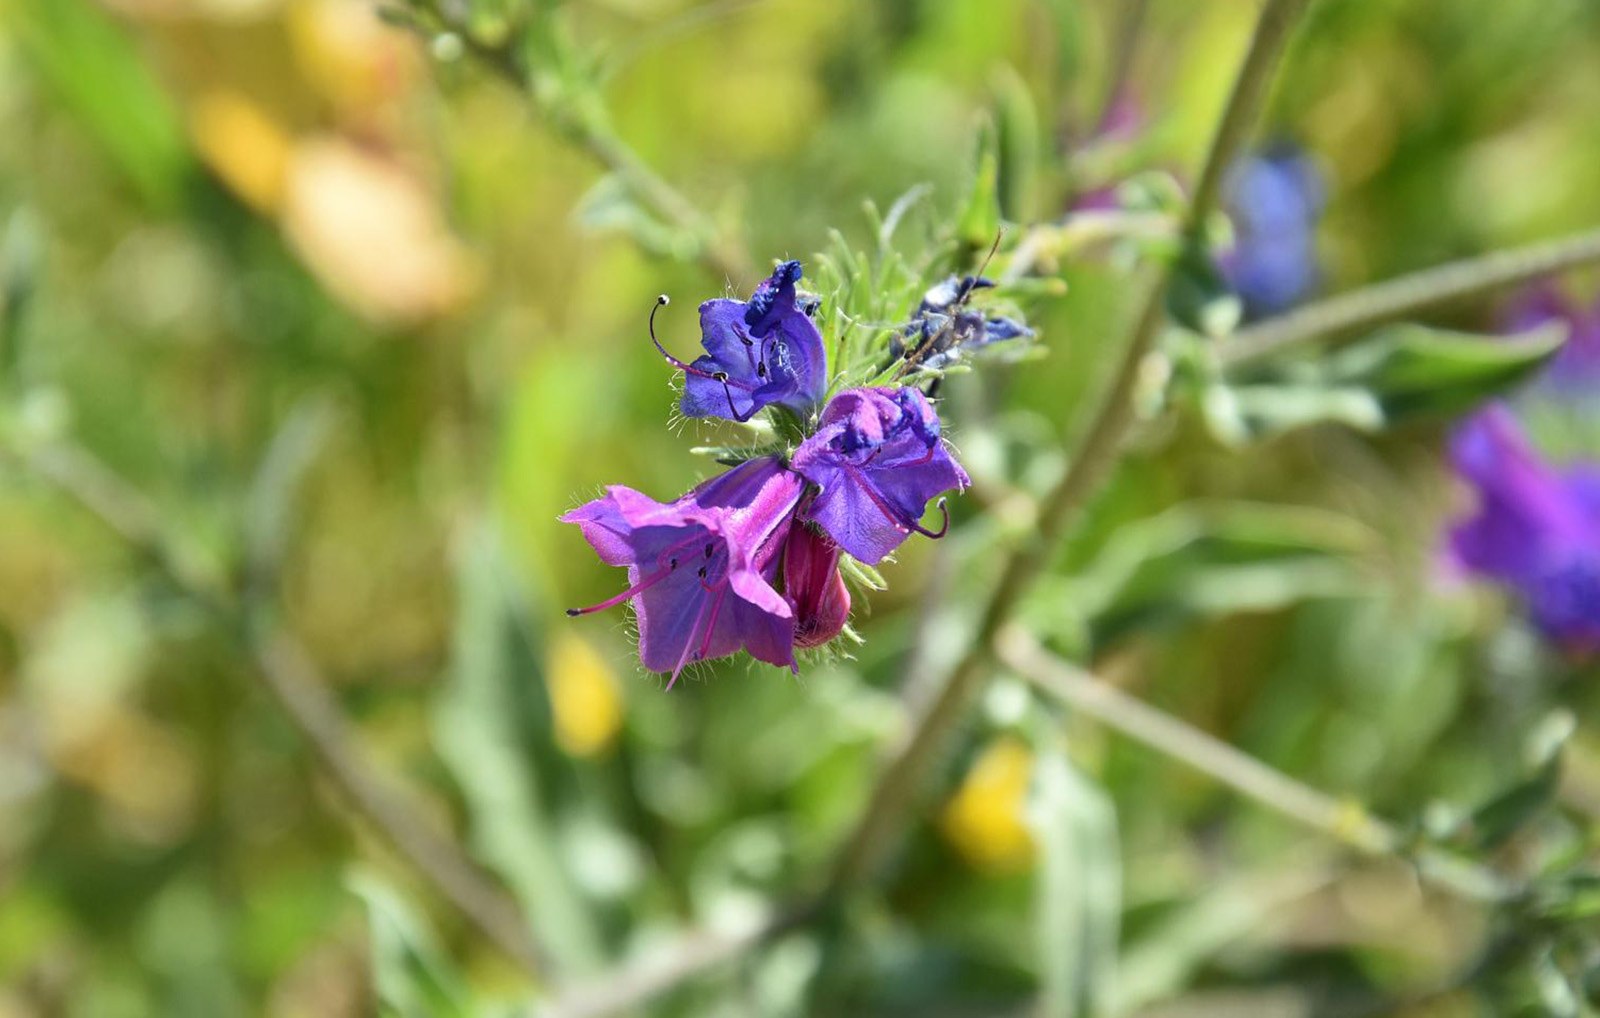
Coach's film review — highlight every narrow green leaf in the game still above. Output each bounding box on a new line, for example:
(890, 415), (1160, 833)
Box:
(1470, 754), (1561, 852)
(957, 118), (1002, 255)
(1331, 321), (1565, 420)
(349, 872), (479, 1018)
(993, 65), (1041, 223)
(432, 518), (605, 974)
(1028, 730), (1120, 1018)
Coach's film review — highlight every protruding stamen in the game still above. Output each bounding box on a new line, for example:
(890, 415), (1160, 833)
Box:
(846, 465), (950, 542)
(650, 296), (758, 420)
(710, 371), (757, 422)
(649, 294), (699, 374)
(566, 566), (669, 616)
(905, 497), (950, 539)
(696, 587), (727, 660)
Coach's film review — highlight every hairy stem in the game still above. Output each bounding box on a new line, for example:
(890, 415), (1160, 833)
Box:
(1221, 226), (1600, 367)
(822, 0), (1313, 896)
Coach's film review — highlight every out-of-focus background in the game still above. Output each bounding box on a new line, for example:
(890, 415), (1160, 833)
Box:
(2, 0), (1599, 1015)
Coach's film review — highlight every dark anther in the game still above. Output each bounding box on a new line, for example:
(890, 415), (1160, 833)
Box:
(564, 608), (580, 617)
(697, 566), (708, 578)
(704, 543), (714, 558)
(756, 361), (768, 378)
(669, 558), (678, 569)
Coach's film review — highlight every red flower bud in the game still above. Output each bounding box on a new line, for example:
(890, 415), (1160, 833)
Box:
(783, 522), (850, 648)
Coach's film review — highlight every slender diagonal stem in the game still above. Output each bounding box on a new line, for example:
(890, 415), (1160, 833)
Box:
(408, 2), (752, 283)
(821, 0), (1313, 896)
(995, 626), (1518, 904)
(533, 902), (818, 1018)
(249, 624), (551, 974)
(1000, 626), (1389, 849)
(1221, 226), (1600, 367)
(8, 438), (549, 976)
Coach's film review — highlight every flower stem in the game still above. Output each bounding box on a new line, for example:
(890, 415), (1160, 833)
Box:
(409, 1), (753, 283)
(820, 0), (1314, 897)
(1221, 226), (1600, 367)
(995, 626), (1518, 904)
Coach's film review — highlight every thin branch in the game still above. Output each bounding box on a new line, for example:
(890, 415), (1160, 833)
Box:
(533, 903), (815, 1018)
(820, 0), (1313, 896)
(995, 625), (1517, 904)
(409, 1), (752, 283)
(251, 624), (551, 974)
(9, 437), (549, 976)
(1221, 226), (1600, 367)
(1096, 0), (1148, 133)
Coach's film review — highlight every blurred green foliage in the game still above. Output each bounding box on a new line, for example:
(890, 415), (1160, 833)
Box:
(1, 1), (1599, 1016)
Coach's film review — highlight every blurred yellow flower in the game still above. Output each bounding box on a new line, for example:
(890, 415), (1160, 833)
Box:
(939, 735), (1035, 873)
(282, 137), (479, 324)
(191, 89), (293, 213)
(546, 632), (623, 758)
(288, 0), (416, 121)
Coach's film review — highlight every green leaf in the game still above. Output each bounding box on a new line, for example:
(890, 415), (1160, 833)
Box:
(1028, 732), (1120, 1018)
(839, 555), (888, 592)
(1470, 754), (1561, 852)
(1202, 381), (1384, 445)
(1113, 864), (1338, 1014)
(1, 207), (41, 379)
(432, 518), (605, 974)
(1210, 322), (1563, 439)
(1328, 322), (1565, 421)
(349, 873), (480, 1018)
(992, 65), (1041, 223)
(573, 174), (698, 263)
(1047, 502), (1375, 645)
(957, 117), (1002, 256)
(244, 397), (336, 584)
(7, 0), (191, 209)
(1530, 872), (1600, 923)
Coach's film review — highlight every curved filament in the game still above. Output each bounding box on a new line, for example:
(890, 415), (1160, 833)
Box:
(648, 295), (758, 421)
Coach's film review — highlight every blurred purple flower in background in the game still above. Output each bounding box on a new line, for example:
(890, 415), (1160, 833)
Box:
(1502, 284), (1600, 389)
(652, 260), (827, 422)
(1447, 405), (1600, 657)
(563, 456), (805, 683)
(792, 387), (970, 565)
(1218, 145), (1325, 318)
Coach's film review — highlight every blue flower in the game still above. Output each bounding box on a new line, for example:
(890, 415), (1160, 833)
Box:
(1218, 146), (1324, 318)
(791, 387), (970, 564)
(652, 260), (827, 422)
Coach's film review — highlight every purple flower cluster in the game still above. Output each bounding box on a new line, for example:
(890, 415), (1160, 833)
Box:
(1442, 285), (1600, 657)
(1446, 406), (1600, 657)
(565, 261), (970, 684)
